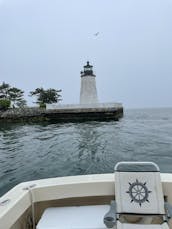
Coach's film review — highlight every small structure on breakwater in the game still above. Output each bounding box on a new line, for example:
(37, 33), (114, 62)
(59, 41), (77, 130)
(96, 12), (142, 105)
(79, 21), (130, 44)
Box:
(0, 62), (123, 122)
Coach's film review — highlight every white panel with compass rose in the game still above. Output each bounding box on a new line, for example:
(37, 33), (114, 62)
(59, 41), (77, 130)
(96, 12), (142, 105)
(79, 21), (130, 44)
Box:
(115, 171), (165, 214)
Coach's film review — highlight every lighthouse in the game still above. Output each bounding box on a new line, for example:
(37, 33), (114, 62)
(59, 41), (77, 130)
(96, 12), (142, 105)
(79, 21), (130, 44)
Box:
(80, 61), (98, 104)
(46, 60), (123, 120)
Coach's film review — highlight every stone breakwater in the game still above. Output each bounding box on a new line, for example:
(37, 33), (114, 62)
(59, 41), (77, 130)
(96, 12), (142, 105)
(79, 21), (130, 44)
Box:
(0, 104), (123, 123)
(0, 108), (45, 122)
(0, 107), (42, 118)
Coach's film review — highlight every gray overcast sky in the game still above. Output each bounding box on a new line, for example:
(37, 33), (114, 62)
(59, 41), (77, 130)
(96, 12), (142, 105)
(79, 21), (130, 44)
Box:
(0, 0), (172, 108)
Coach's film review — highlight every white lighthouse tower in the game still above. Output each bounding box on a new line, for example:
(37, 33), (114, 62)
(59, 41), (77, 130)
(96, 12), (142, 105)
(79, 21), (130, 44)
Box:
(80, 61), (98, 104)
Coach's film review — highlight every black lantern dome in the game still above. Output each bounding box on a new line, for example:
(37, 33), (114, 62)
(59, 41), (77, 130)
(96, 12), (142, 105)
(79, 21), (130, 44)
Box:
(81, 61), (95, 77)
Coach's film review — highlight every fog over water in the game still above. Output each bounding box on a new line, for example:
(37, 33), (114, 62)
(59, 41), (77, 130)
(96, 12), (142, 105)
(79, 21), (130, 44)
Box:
(0, 0), (172, 108)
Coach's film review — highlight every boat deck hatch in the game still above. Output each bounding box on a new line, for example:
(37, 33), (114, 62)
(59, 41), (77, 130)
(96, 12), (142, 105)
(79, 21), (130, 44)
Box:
(36, 205), (109, 229)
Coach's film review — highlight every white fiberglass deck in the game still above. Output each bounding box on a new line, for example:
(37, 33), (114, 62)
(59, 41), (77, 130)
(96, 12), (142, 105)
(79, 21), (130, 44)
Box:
(36, 205), (109, 229)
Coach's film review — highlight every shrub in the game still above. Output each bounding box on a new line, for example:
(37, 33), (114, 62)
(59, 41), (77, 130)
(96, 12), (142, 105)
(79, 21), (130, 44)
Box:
(0, 99), (11, 111)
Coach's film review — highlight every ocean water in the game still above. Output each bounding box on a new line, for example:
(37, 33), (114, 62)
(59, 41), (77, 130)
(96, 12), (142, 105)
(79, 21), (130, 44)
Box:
(0, 107), (172, 197)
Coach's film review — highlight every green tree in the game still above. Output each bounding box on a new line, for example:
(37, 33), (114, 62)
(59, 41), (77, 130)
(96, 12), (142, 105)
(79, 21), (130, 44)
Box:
(8, 87), (26, 108)
(0, 82), (10, 99)
(0, 99), (11, 111)
(0, 82), (27, 108)
(0, 82), (11, 110)
(16, 99), (27, 108)
(30, 87), (62, 107)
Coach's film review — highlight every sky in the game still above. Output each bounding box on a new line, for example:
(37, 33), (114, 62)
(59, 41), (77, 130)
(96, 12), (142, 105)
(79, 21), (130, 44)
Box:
(0, 0), (172, 108)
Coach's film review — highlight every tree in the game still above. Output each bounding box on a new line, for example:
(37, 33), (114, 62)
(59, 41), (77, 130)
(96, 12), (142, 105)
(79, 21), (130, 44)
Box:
(8, 87), (27, 108)
(0, 99), (11, 111)
(16, 99), (27, 108)
(0, 82), (27, 108)
(0, 82), (11, 110)
(0, 82), (10, 99)
(30, 87), (62, 107)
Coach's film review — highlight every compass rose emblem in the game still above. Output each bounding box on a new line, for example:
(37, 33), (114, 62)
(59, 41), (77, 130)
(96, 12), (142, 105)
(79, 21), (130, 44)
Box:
(126, 179), (152, 207)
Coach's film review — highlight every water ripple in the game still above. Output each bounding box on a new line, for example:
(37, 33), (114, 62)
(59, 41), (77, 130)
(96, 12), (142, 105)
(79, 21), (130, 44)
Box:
(1, 108), (172, 196)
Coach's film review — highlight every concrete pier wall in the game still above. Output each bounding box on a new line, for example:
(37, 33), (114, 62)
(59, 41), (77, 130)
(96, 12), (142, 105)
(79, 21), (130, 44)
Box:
(0, 103), (123, 123)
(46, 103), (122, 110)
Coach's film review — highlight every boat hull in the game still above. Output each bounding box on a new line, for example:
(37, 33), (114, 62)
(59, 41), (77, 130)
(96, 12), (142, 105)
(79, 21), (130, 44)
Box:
(0, 173), (172, 229)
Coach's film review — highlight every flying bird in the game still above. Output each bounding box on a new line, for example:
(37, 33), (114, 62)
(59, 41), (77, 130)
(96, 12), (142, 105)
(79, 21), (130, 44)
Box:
(94, 32), (99, 36)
